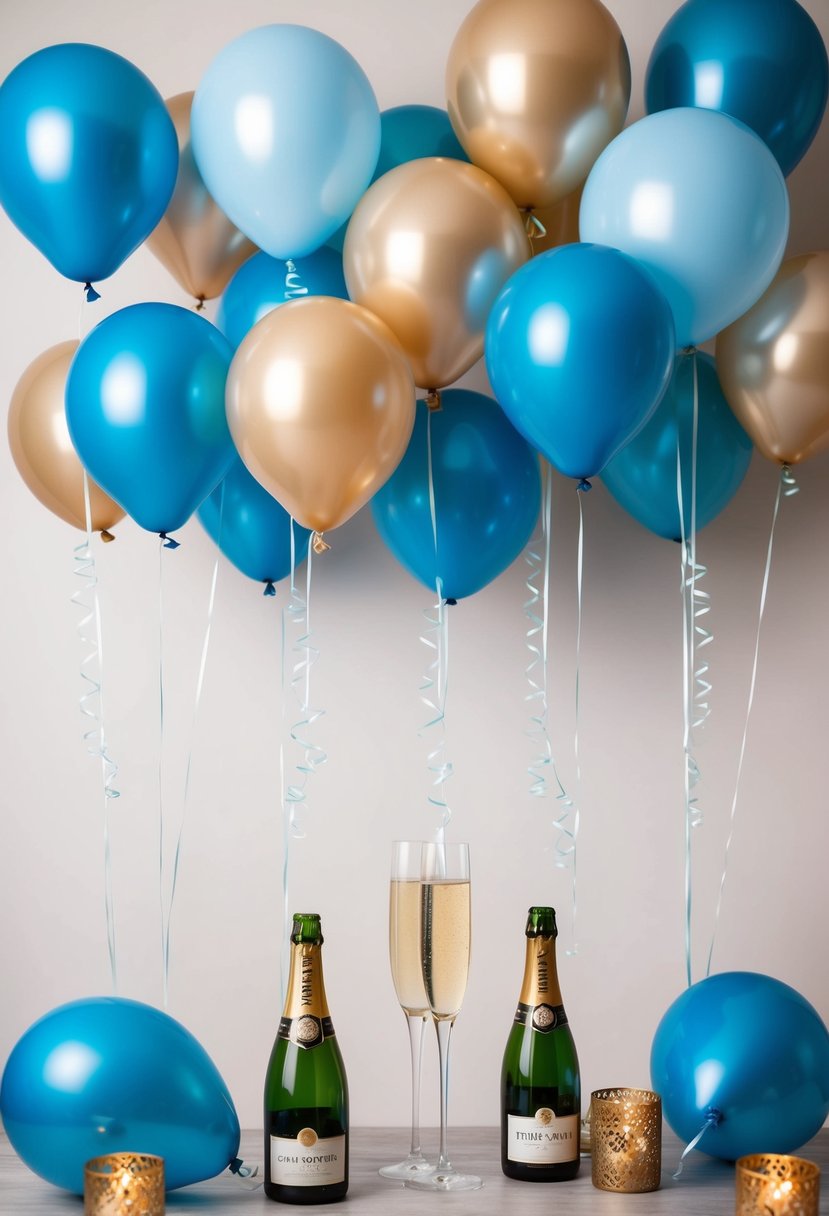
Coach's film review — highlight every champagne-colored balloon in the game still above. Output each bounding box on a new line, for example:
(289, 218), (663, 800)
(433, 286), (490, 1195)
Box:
(8, 341), (125, 533)
(146, 92), (256, 303)
(716, 252), (829, 465)
(344, 157), (528, 389)
(446, 0), (631, 209)
(227, 297), (416, 533)
(531, 184), (583, 255)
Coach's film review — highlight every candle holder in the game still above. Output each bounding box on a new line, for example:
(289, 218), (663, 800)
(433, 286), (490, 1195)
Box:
(84, 1153), (165, 1216)
(591, 1087), (662, 1193)
(736, 1153), (820, 1216)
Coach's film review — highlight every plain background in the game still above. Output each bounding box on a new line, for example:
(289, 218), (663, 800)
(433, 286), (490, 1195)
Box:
(1, 0), (828, 1142)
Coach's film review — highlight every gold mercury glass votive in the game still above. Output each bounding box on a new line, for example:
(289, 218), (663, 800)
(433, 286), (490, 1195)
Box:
(736, 1153), (820, 1216)
(84, 1153), (165, 1216)
(591, 1087), (662, 1193)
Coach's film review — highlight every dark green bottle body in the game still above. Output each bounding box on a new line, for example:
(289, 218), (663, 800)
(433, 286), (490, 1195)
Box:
(501, 908), (580, 1182)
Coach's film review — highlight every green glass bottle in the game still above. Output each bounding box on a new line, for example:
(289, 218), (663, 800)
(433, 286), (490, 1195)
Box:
(264, 914), (349, 1204)
(501, 906), (580, 1181)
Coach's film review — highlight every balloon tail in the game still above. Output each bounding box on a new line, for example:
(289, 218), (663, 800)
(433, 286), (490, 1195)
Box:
(284, 259), (309, 301)
(84, 281), (101, 303)
(263, 580), (277, 597)
(672, 1107), (722, 1179)
(73, 471), (120, 993)
(425, 388), (442, 411)
(159, 531), (180, 550)
(100, 529), (115, 543)
(523, 209), (547, 243)
(194, 296), (206, 312)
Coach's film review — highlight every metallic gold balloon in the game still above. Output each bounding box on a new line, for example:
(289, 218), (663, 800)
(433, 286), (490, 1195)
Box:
(716, 252), (829, 466)
(531, 184), (583, 255)
(227, 297), (416, 534)
(344, 157), (528, 389)
(8, 341), (125, 534)
(446, 0), (631, 209)
(146, 93), (256, 303)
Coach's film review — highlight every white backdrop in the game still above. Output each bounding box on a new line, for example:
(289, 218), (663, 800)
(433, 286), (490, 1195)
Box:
(1, 0), (828, 1137)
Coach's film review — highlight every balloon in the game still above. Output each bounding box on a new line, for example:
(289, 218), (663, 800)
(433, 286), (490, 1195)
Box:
(65, 304), (234, 535)
(716, 251), (829, 465)
(227, 297), (415, 535)
(0, 997), (240, 1193)
(651, 972), (829, 1161)
(372, 390), (540, 599)
(580, 108), (790, 348)
(146, 93), (256, 303)
(217, 248), (347, 352)
(192, 25), (380, 260)
(602, 353), (753, 541)
(485, 244), (675, 480)
(198, 456), (311, 588)
(446, 0), (631, 209)
(530, 186), (582, 256)
(344, 158), (528, 390)
(0, 44), (177, 285)
(646, 0), (829, 177)
(7, 341), (124, 536)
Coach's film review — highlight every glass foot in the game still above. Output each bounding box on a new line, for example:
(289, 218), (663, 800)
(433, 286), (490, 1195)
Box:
(379, 1154), (434, 1180)
(405, 1167), (483, 1192)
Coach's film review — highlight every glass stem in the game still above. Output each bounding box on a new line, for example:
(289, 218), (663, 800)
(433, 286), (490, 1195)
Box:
(435, 1016), (454, 1172)
(406, 1013), (427, 1159)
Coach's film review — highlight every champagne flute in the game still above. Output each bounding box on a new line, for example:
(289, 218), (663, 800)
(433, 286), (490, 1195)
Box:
(379, 841), (433, 1180)
(406, 840), (482, 1192)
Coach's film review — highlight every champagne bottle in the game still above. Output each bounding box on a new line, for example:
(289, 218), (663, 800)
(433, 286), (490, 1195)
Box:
(501, 906), (580, 1181)
(264, 913), (349, 1204)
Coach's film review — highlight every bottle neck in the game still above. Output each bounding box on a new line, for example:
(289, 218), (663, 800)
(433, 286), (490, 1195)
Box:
(283, 941), (330, 1020)
(519, 933), (563, 1007)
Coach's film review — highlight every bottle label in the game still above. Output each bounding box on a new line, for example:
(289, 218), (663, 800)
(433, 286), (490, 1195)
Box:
(270, 1130), (346, 1186)
(513, 1002), (568, 1033)
(506, 1111), (579, 1165)
(277, 1015), (336, 1050)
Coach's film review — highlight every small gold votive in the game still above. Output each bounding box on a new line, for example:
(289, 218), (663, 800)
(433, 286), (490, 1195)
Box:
(736, 1153), (820, 1216)
(591, 1087), (662, 1193)
(84, 1153), (165, 1216)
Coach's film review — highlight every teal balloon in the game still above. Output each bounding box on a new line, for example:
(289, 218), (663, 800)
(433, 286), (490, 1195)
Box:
(646, 0), (828, 176)
(580, 108), (790, 347)
(485, 244), (675, 481)
(192, 25), (380, 260)
(65, 304), (234, 535)
(0, 43), (177, 284)
(651, 972), (829, 1161)
(602, 353), (753, 541)
(0, 997), (240, 1192)
(371, 389), (540, 600)
(217, 248), (347, 352)
(198, 456), (310, 588)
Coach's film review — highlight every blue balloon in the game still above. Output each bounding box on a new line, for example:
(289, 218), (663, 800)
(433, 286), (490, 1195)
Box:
(217, 248), (347, 352)
(485, 244), (675, 481)
(192, 25), (380, 260)
(602, 352), (753, 541)
(66, 304), (234, 535)
(371, 389), (540, 600)
(0, 997), (240, 1192)
(198, 456), (311, 588)
(0, 44), (177, 285)
(651, 972), (829, 1160)
(646, 0), (829, 177)
(580, 108), (790, 347)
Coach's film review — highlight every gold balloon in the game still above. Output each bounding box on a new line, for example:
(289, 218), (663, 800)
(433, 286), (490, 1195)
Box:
(446, 0), (631, 210)
(531, 184), (583, 255)
(344, 157), (528, 390)
(716, 252), (829, 466)
(146, 92), (256, 303)
(227, 297), (416, 534)
(8, 342), (125, 535)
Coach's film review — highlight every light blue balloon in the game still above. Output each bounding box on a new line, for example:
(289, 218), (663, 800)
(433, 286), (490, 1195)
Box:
(651, 972), (829, 1160)
(580, 108), (790, 347)
(602, 352), (753, 541)
(0, 997), (241, 1192)
(66, 304), (234, 535)
(0, 43), (178, 285)
(192, 25), (380, 260)
(217, 248), (347, 352)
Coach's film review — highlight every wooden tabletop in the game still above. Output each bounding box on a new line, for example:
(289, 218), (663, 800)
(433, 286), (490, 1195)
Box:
(1, 1127), (827, 1213)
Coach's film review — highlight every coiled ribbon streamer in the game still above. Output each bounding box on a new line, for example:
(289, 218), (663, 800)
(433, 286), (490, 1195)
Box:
(285, 259), (309, 301)
(672, 1107), (723, 1179)
(705, 463), (798, 977)
(523, 210), (548, 246)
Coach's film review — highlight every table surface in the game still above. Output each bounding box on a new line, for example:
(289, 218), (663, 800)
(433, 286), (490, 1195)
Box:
(1, 1127), (827, 1214)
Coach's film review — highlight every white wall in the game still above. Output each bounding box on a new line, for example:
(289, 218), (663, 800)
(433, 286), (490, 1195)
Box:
(1, 0), (828, 1139)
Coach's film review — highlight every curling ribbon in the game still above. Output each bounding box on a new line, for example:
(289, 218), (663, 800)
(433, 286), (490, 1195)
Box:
(672, 1107), (723, 1179)
(285, 259), (309, 301)
(522, 210), (547, 242)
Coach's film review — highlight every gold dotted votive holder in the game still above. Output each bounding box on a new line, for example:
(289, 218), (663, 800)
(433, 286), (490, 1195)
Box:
(736, 1153), (820, 1216)
(83, 1153), (165, 1216)
(590, 1087), (662, 1193)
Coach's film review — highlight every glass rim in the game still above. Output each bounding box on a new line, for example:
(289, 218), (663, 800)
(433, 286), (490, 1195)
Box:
(736, 1153), (820, 1182)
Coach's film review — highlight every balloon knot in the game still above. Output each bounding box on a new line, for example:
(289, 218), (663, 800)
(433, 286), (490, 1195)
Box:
(159, 532), (180, 550)
(704, 1106), (723, 1126)
(263, 580), (277, 597)
(312, 531), (331, 555)
(576, 478), (593, 493)
(425, 389), (442, 412)
(195, 296), (206, 312)
(681, 345), (697, 357)
(444, 597), (457, 606)
(99, 529), (116, 544)
(522, 208), (547, 241)
(84, 282), (101, 303)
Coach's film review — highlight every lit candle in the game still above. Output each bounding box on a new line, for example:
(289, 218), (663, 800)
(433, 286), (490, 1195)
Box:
(736, 1153), (820, 1216)
(83, 1152), (165, 1216)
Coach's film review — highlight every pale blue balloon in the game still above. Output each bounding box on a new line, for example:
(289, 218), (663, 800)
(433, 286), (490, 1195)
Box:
(580, 108), (789, 347)
(192, 25), (380, 260)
